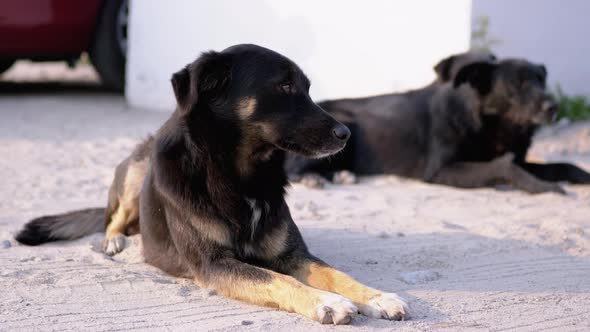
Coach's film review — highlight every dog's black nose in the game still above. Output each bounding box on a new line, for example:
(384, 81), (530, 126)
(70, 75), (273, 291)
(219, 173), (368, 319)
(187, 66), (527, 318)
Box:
(332, 124), (351, 141)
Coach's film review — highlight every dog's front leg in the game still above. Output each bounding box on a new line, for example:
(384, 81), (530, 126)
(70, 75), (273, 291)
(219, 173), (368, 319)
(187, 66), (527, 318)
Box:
(197, 258), (357, 325)
(162, 209), (356, 324)
(290, 258), (408, 321)
(430, 154), (565, 194)
(519, 162), (590, 184)
(505, 162), (567, 194)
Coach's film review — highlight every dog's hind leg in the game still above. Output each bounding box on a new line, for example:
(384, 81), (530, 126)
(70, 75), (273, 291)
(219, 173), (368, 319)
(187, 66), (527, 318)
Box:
(285, 132), (357, 189)
(332, 170), (357, 185)
(103, 201), (139, 256)
(290, 171), (357, 189)
(103, 157), (147, 256)
(290, 258), (408, 321)
(298, 172), (331, 189)
(285, 154), (333, 189)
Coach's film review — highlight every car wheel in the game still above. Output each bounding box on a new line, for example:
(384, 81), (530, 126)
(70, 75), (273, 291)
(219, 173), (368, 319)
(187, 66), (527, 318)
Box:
(0, 59), (15, 75)
(89, 0), (128, 91)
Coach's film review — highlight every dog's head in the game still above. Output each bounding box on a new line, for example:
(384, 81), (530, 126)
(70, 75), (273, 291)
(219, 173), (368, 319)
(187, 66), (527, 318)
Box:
(453, 58), (558, 125)
(434, 51), (497, 83)
(172, 45), (350, 158)
(170, 44), (350, 159)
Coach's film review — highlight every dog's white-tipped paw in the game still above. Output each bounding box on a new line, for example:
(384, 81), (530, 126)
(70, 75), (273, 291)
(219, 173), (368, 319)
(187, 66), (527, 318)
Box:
(361, 293), (409, 321)
(333, 170), (357, 185)
(102, 234), (126, 256)
(315, 293), (358, 325)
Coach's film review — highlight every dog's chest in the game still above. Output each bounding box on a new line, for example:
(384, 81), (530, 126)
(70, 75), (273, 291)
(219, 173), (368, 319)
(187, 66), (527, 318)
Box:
(240, 198), (287, 260)
(245, 198), (269, 241)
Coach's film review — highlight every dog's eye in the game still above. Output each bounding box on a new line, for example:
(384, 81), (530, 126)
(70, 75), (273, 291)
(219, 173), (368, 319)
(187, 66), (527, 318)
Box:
(280, 83), (294, 93)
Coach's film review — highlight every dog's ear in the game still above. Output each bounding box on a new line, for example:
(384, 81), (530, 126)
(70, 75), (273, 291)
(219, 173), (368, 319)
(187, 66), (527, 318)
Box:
(453, 62), (498, 95)
(171, 67), (192, 108)
(434, 55), (457, 82)
(538, 64), (547, 81)
(171, 51), (232, 112)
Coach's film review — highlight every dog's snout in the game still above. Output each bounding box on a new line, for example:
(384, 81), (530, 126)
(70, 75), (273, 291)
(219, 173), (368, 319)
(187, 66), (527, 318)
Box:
(542, 100), (558, 114)
(332, 124), (351, 141)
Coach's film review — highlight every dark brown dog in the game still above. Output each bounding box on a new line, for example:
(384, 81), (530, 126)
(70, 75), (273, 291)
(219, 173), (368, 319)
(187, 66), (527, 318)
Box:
(16, 44), (408, 324)
(432, 51), (497, 84)
(286, 51), (499, 187)
(287, 55), (590, 193)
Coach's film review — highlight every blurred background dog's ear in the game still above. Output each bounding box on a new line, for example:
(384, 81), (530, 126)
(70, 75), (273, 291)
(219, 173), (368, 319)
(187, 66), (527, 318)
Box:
(171, 66), (191, 109)
(453, 62), (498, 96)
(170, 51), (232, 112)
(538, 64), (547, 81)
(434, 55), (457, 82)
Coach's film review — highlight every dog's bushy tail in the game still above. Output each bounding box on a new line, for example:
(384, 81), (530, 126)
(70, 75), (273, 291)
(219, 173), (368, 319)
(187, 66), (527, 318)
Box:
(16, 208), (106, 245)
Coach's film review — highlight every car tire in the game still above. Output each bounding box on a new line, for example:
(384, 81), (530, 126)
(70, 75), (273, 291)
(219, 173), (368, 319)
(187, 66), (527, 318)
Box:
(0, 59), (15, 75)
(89, 0), (128, 91)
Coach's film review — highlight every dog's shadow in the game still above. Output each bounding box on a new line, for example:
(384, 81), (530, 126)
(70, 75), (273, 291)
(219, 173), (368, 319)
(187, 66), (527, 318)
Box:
(299, 226), (590, 327)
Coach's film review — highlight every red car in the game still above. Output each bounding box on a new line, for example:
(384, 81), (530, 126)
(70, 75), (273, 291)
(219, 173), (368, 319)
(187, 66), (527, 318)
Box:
(0, 0), (128, 90)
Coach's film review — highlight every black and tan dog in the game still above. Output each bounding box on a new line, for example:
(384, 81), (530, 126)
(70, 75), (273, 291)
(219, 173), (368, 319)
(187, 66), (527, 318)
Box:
(287, 55), (590, 193)
(16, 44), (408, 324)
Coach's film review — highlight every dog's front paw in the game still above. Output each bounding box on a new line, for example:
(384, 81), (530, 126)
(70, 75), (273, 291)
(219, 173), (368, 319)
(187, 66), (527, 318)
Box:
(315, 293), (358, 325)
(360, 293), (409, 321)
(521, 179), (566, 195)
(102, 234), (126, 256)
(542, 182), (567, 195)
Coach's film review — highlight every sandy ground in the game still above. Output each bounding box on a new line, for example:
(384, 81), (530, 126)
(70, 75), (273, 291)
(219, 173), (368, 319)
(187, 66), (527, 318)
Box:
(1, 70), (590, 331)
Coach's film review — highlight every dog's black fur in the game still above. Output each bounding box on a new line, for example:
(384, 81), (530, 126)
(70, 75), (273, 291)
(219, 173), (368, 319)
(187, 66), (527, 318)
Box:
(139, 44), (350, 276)
(287, 55), (590, 193)
(432, 51), (497, 84)
(286, 51), (499, 186)
(16, 44), (408, 324)
(455, 60), (590, 185)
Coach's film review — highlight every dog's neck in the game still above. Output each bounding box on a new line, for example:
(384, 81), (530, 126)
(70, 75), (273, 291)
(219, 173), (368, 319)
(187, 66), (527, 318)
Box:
(477, 113), (537, 161)
(480, 97), (540, 134)
(184, 108), (288, 202)
(235, 146), (288, 202)
(235, 134), (276, 179)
